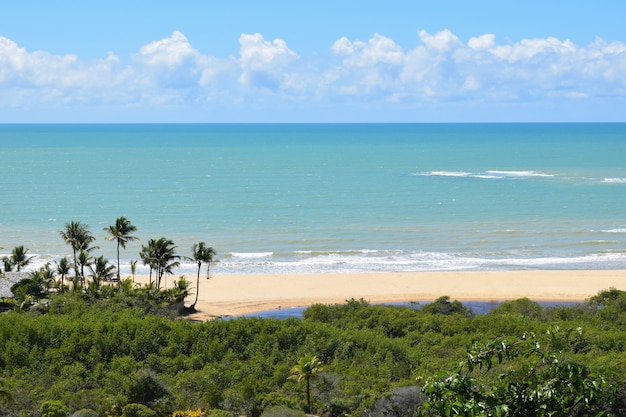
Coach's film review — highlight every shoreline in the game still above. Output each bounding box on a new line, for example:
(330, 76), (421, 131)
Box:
(132, 270), (626, 321)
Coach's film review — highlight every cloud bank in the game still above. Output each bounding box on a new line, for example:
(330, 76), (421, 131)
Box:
(1, 29), (625, 119)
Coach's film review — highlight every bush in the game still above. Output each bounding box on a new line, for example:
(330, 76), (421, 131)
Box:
(121, 403), (157, 417)
(70, 409), (99, 417)
(489, 297), (545, 319)
(128, 369), (170, 405)
(40, 400), (68, 417)
(363, 386), (426, 417)
(420, 296), (471, 316)
(260, 405), (306, 417)
(10, 278), (45, 301)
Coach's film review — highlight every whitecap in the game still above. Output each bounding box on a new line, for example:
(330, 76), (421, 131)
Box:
(412, 171), (473, 178)
(229, 252), (274, 258)
(486, 170), (554, 177)
(602, 178), (626, 184)
(603, 228), (626, 233)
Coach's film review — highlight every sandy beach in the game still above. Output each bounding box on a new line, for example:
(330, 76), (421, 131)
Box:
(133, 270), (626, 320)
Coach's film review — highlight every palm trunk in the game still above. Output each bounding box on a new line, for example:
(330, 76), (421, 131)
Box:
(306, 376), (311, 413)
(191, 262), (201, 310)
(72, 248), (79, 285)
(116, 241), (121, 283)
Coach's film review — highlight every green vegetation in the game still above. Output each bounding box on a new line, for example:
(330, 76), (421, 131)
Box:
(1, 287), (625, 416)
(1, 218), (625, 415)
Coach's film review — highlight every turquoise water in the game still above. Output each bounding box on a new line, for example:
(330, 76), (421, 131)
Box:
(1, 123), (625, 275)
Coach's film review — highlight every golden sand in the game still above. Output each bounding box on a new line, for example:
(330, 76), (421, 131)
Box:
(133, 270), (626, 320)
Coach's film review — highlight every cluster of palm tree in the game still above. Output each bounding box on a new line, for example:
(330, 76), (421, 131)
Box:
(58, 220), (98, 286)
(3, 216), (217, 310)
(139, 237), (180, 290)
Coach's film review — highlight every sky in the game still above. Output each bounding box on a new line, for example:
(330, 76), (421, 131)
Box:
(1, 1), (626, 123)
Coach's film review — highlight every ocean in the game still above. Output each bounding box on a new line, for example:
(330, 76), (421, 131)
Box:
(1, 123), (625, 276)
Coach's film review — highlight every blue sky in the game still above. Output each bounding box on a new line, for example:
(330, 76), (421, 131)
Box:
(1, 1), (626, 122)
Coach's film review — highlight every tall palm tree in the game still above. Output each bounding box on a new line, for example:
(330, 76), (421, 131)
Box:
(289, 354), (324, 413)
(140, 237), (180, 289)
(104, 216), (139, 282)
(185, 242), (216, 310)
(10, 245), (34, 271)
(59, 221), (96, 283)
(55, 257), (72, 290)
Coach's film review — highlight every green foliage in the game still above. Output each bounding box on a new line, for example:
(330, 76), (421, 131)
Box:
(121, 403), (157, 417)
(420, 295), (472, 316)
(0, 292), (623, 416)
(420, 334), (614, 417)
(40, 400), (69, 417)
(128, 369), (171, 406)
(363, 386), (426, 417)
(69, 409), (99, 417)
(260, 405), (306, 417)
(489, 297), (545, 319)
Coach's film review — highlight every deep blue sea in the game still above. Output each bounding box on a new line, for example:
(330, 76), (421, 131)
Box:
(1, 123), (626, 276)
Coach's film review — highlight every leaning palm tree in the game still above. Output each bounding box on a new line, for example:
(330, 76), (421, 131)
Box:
(104, 216), (139, 282)
(10, 245), (34, 271)
(185, 242), (216, 310)
(289, 354), (324, 413)
(59, 221), (96, 283)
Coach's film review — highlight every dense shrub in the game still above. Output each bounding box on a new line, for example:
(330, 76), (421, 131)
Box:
(0, 290), (625, 416)
(121, 403), (157, 417)
(260, 406), (305, 417)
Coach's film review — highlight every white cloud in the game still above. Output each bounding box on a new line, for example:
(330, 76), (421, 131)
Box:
(238, 33), (298, 90)
(137, 30), (197, 67)
(1, 29), (626, 117)
(468, 34), (495, 50)
(327, 29), (626, 102)
(332, 33), (404, 66)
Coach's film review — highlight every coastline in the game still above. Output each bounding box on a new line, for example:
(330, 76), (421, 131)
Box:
(132, 270), (626, 320)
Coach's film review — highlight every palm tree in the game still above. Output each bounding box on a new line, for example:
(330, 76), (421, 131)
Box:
(89, 255), (116, 282)
(1, 256), (12, 272)
(139, 240), (157, 285)
(104, 216), (139, 282)
(140, 237), (180, 289)
(130, 259), (138, 282)
(289, 354), (324, 413)
(185, 242), (216, 310)
(55, 257), (72, 290)
(59, 221), (96, 283)
(77, 250), (94, 285)
(10, 245), (34, 271)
